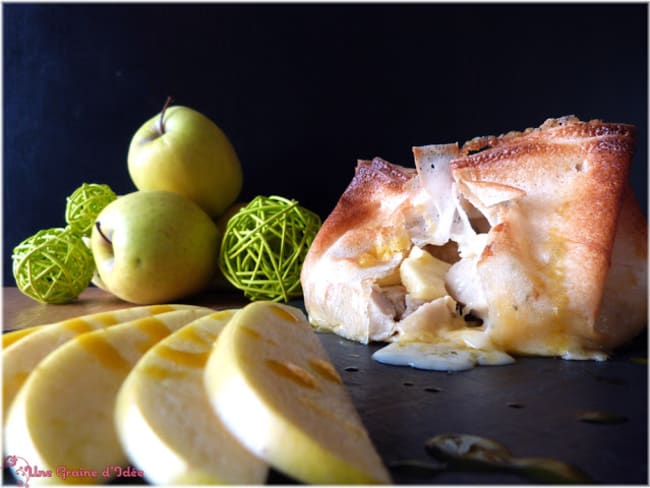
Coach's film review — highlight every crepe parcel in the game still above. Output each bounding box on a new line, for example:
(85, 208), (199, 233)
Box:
(301, 116), (647, 370)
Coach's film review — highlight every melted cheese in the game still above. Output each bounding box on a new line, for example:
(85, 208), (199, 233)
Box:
(370, 225), (514, 372)
(372, 257), (606, 372)
(367, 146), (515, 372)
(373, 341), (514, 372)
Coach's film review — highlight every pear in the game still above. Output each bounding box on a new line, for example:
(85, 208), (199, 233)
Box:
(4, 308), (212, 484)
(204, 301), (392, 484)
(115, 309), (268, 484)
(91, 190), (220, 304)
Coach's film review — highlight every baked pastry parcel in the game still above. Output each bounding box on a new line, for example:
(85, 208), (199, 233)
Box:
(301, 116), (647, 371)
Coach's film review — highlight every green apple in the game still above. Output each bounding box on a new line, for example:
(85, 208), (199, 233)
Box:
(207, 201), (247, 291)
(128, 99), (243, 218)
(91, 190), (219, 304)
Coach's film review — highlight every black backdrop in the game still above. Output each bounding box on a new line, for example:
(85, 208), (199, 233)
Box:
(4, 3), (648, 287)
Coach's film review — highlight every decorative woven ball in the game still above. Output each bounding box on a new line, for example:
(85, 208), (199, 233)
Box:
(218, 195), (322, 302)
(13, 227), (95, 304)
(65, 183), (117, 236)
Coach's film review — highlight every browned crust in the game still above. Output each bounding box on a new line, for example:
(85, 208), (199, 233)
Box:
(452, 116), (638, 349)
(452, 117), (636, 256)
(616, 184), (649, 262)
(593, 184), (648, 347)
(304, 157), (415, 260)
(458, 115), (636, 160)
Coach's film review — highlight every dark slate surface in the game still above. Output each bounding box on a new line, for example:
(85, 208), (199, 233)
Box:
(317, 330), (647, 484)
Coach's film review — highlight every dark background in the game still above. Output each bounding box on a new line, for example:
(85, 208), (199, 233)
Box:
(3, 3), (648, 286)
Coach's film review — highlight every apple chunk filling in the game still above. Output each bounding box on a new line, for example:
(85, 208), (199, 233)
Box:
(400, 246), (450, 302)
(372, 204), (492, 334)
(369, 233), (516, 371)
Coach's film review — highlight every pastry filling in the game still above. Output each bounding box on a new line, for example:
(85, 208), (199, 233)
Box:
(371, 198), (511, 372)
(366, 143), (605, 371)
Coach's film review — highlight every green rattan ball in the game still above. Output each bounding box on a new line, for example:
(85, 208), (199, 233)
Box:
(12, 227), (95, 304)
(218, 195), (322, 302)
(65, 183), (117, 236)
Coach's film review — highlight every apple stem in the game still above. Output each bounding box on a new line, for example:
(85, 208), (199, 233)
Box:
(95, 221), (112, 246)
(156, 96), (173, 135)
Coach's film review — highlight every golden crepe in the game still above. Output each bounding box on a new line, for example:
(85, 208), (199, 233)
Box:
(301, 116), (647, 370)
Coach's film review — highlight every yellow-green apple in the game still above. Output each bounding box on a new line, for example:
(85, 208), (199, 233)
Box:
(128, 98), (243, 218)
(91, 190), (219, 304)
(207, 201), (247, 291)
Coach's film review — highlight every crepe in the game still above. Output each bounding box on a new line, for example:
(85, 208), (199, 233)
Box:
(301, 116), (646, 369)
